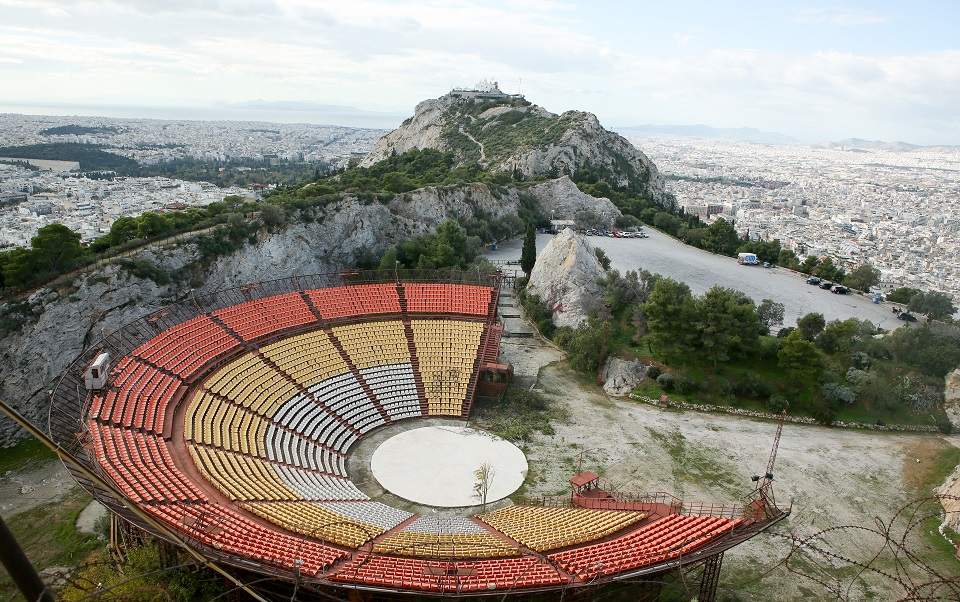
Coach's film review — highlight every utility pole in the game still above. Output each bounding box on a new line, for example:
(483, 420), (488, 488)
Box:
(0, 514), (55, 602)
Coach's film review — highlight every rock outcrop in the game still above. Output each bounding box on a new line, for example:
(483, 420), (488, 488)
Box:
(600, 358), (648, 396)
(0, 185), (519, 446)
(361, 91), (672, 209)
(525, 176), (622, 227)
(526, 228), (605, 329)
(945, 368), (960, 431)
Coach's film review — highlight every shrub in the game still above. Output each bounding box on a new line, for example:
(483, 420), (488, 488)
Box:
(645, 365), (661, 380)
(937, 417), (953, 435)
(674, 375), (700, 394)
(821, 382), (856, 405)
(656, 373), (675, 391)
(767, 394), (790, 413)
(777, 327), (795, 338)
(757, 336), (781, 361)
(733, 374), (773, 398)
(594, 247), (611, 271)
(552, 326), (575, 349)
(850, 351), (872, 370)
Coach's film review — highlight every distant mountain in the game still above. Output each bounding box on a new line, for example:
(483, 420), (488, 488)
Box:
(361, 87), (673, 208)
(615, 124), (798, 145)
(823, 138), (960, 152)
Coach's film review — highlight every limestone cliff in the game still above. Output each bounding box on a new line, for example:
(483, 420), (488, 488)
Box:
(525, 176), (622, 227)
(526, 228), (605, 329)
(0, 185), (519, 446)
(361, 91), (672, 209)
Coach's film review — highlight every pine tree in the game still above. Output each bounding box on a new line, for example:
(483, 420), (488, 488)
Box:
(520, 222), (537, 276)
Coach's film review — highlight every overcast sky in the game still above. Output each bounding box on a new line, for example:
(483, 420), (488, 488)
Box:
(1, 0), (958, 144)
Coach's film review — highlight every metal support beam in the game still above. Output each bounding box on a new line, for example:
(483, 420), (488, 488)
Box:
(698, 552), (724, 602)
(0, 513), (55, 602)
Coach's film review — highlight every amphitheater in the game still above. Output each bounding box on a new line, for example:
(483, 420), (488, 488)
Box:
(48, 271), (787, 599)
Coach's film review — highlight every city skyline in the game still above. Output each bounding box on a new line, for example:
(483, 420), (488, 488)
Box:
(1, 1), (959, 144)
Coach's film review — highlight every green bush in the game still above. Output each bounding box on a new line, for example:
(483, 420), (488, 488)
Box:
(645, 365), (661, 380)
(675, 375), (701, 394)
(767, 394), (790, 413)
(656, 373), (675, 391)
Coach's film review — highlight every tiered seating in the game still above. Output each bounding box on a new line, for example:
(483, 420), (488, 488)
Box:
(273, 463), (366, 501)
(331, 554), (564, 592)
(307, 284), (401, 319)
(333, 320), (410, 368)
(203, 353), (299, 418)
(309, 373), (384, 437)
(145, 503), (346, 575)
(133, 315), (238, 378)
(549, 515), (745, 580)
(403, 284), (493, 316)
(317, 501), (411, 531)
(411, 320), (484, 415)
(185, 391), (266, 454)
(188, 445), (300, 501)
(213, 292), (315, 341)
(88, 357), (179, 433)
(87, 422), (205, 504)
(260, 330), (348, 388)
(359, 364), (422, 420)
(479, 506), (645, 552)
(270, 399), (353, 465)
(374, 516), (517, 558)
(242, 501), (386, 548)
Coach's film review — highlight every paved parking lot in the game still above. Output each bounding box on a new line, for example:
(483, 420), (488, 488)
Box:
(485, 228), (902, 329)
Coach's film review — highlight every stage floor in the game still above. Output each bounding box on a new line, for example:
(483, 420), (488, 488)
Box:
(369, 425), (528, 507)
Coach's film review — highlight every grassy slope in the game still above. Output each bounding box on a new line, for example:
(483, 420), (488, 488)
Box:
(0, 438), (57, 474)
(0, 487), (100, 601)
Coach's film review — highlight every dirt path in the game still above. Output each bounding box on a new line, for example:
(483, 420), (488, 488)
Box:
(0, 459), (76, 519)
(459, 125), (487, 164)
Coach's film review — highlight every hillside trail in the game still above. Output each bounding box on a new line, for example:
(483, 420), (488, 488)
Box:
(459, 123), (487, 165)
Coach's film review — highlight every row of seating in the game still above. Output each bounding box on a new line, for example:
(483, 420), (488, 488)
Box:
(242, 501), (386, 548)
(359, 364), (423, 420)
(88, 358), (178, 434)
(403, 284), (493, 316)
(133, 315), (239, 378)
(144, 502), (346, 576)
(478, 506), (646, 552)
(373, 530), (517, 558)
(331, 554), (564, 592)
(411, 320), (483, 415)
(204, 354), (299, 418)
(87, 422), (205, 504)
(260, 330), (349, 388)
(548, 515), (745, 580)
(306, 284), (401, 319)
(270, 395), (358, 458)
(189, 444), (303, 501)
(332, 321), (410, 368)
(213, 292), (316, 341)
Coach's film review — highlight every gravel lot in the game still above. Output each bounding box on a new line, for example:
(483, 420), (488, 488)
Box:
(486, 229), (902, 329)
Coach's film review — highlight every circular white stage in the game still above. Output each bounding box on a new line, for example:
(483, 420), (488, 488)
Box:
(370, 425), (528, 507)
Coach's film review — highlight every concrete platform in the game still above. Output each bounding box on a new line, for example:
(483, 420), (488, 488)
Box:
(369, 425), (528, 508)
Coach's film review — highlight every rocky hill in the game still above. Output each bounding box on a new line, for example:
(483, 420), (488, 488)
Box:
(526, 228), (606, 329)
(361, 91), (672, 208)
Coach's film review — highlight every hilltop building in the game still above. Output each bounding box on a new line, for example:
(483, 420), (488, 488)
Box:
(449, 79), (525, 101)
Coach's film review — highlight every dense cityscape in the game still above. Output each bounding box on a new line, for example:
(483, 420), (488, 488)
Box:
(635, 137), (960, 300)
(0, 114), (384, 247)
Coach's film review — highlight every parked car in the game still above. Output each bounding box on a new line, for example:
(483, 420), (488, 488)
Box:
(762, 261), (771, 268)
(831, 285), (849, 294)
(585, 229), (597, 236)
(898, 312), (918, 322)
(819, 281), (834, 289)
(806, 277), (821, 285)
